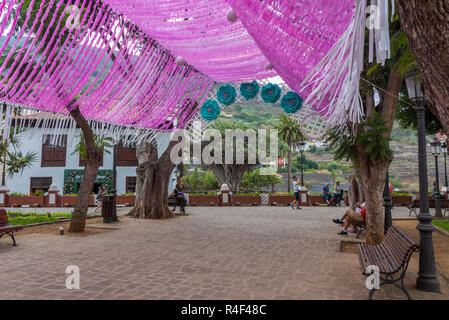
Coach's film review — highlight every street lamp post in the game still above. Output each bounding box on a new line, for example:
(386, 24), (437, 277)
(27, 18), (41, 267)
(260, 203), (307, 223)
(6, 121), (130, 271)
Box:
(430, 139), (443, 218)
(405, 72), (440, 293)
(1, 154), (6, 187)
(298, 141), (306, 187)
(442, 142), (448, 190)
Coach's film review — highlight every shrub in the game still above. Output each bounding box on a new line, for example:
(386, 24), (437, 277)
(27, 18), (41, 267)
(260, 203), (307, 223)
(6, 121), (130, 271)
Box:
(32, 189), (45, 196)
(9, 192), (27, 197)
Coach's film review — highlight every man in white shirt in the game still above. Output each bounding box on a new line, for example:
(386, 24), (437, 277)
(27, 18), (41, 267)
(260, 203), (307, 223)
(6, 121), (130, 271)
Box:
(290, 176), (302, 210)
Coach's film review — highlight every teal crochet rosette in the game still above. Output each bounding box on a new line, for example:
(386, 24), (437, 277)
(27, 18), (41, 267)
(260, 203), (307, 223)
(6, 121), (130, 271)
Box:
(217, 84), (237, 106)
(261, 83), (281, 103)
(240, 81), (260, 100)
(200, 100), (221, 121)
(281, 91), (304, 113)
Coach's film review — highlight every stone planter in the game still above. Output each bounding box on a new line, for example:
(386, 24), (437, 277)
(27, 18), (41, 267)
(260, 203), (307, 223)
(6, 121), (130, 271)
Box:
(269, 195), (294, 206)
(232, 195), (261, 206)
(189, 195), (219, 206)
(60, 196), (77, 207)
(392, 196), (413, 206)
(116, 195), (135, 206)
(309, 195), (326, 206)
(8, 195), (45, 207)
(60, 195), (96, 207)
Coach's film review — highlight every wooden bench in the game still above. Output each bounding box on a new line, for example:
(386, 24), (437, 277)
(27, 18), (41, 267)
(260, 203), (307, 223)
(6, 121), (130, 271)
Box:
(0, 209), (23, 247)
(357, 226), (419, 300)
(408, 199), (449, 217)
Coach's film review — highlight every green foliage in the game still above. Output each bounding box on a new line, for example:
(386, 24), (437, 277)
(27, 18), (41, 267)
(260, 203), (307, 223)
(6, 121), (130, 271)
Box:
(326, 112), (392, 164)
(294, 155), (319, 171)
(357, 112), (392, 161)
(389, 177), (403, 189)
(392, 192), (411, 197)
(0, 127), (37, 177)
(308, 145), (318, 153)
(9, 192), (27, 197)
(328, 161), (341, 172)
(235, 192), (260, 196)
(31, 189), (45, 196)
(203, 171), (220, 190)
(325, 127), (357, 162)
(395, 97), (442, 134)
(241, 169), (283, 191)
(72, 132), (113, 158)
(6, 211), (93, 226)
(275, 114), (305, 148)
(433, 220), (449, 232)
(182, 169), (219, 191)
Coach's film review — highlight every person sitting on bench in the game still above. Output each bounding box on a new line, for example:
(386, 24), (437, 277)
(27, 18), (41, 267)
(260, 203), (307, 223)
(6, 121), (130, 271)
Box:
(323, 183), (332, 206)
(333, 205), (366, 235)
(332, 181), (344, 206)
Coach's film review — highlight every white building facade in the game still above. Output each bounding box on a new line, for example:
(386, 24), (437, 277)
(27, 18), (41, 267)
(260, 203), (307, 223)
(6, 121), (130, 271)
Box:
(6, 123), (175, 196)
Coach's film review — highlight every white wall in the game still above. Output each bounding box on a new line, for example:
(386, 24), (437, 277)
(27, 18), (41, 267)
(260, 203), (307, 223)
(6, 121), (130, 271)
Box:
(7, 128), (175, 195)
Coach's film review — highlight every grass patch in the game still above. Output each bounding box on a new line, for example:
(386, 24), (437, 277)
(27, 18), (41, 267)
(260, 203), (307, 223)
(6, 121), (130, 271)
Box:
(433, 220), (449, 233)
(7, 212), (93, 226)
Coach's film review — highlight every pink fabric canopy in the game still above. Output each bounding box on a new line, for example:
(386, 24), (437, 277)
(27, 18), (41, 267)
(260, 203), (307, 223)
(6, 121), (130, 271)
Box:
(1, 0), (393, 131)
(100, 0), (357, 117)
(0, 0), (213, 131)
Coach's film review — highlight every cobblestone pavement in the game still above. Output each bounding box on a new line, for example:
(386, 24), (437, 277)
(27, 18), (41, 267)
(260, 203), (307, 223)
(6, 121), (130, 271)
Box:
(0, 206), (448, 300)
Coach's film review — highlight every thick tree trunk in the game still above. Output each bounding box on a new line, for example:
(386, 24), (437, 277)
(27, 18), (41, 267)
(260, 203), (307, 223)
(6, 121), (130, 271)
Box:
(134, 142), (158, 208)
(208, 164), (252, 192)
(348, 169), (365, 211)
(129, 140), (177, 219)
(396, 0), (449, 136)
(357, 156), (391, 245)
(68, 107), (102, 233)
(356, 68), (403, 244)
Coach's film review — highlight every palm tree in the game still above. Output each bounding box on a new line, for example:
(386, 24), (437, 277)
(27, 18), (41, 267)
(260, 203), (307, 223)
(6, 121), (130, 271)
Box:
(0, 127), (37, 186)
(72, 132), (113, 159)
(276, 114), (305, 192)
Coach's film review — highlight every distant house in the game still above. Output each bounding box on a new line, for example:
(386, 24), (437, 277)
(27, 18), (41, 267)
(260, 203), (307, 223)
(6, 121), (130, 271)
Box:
(5, 113), (175, 196)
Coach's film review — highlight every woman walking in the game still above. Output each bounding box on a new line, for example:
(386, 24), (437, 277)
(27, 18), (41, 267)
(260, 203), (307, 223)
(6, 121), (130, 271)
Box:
(94, 185), (108, 213)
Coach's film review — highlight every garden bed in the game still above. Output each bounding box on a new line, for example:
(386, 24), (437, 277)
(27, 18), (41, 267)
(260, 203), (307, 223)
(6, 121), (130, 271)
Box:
(8, 195), (45, 207)
(7, 212), (97, 226)
(116, 195), (135, 206)
(189, 195), (219, 206)
(232, 195), (261, 206)
(392, 195), (413, 206)
(269, 195), (294, 206)
(60, 195), (96, 207)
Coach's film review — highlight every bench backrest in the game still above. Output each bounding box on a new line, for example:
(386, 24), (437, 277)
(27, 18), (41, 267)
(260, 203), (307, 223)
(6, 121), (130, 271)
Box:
(0, 209), (10, 226)
(383, 226), (419, 269)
